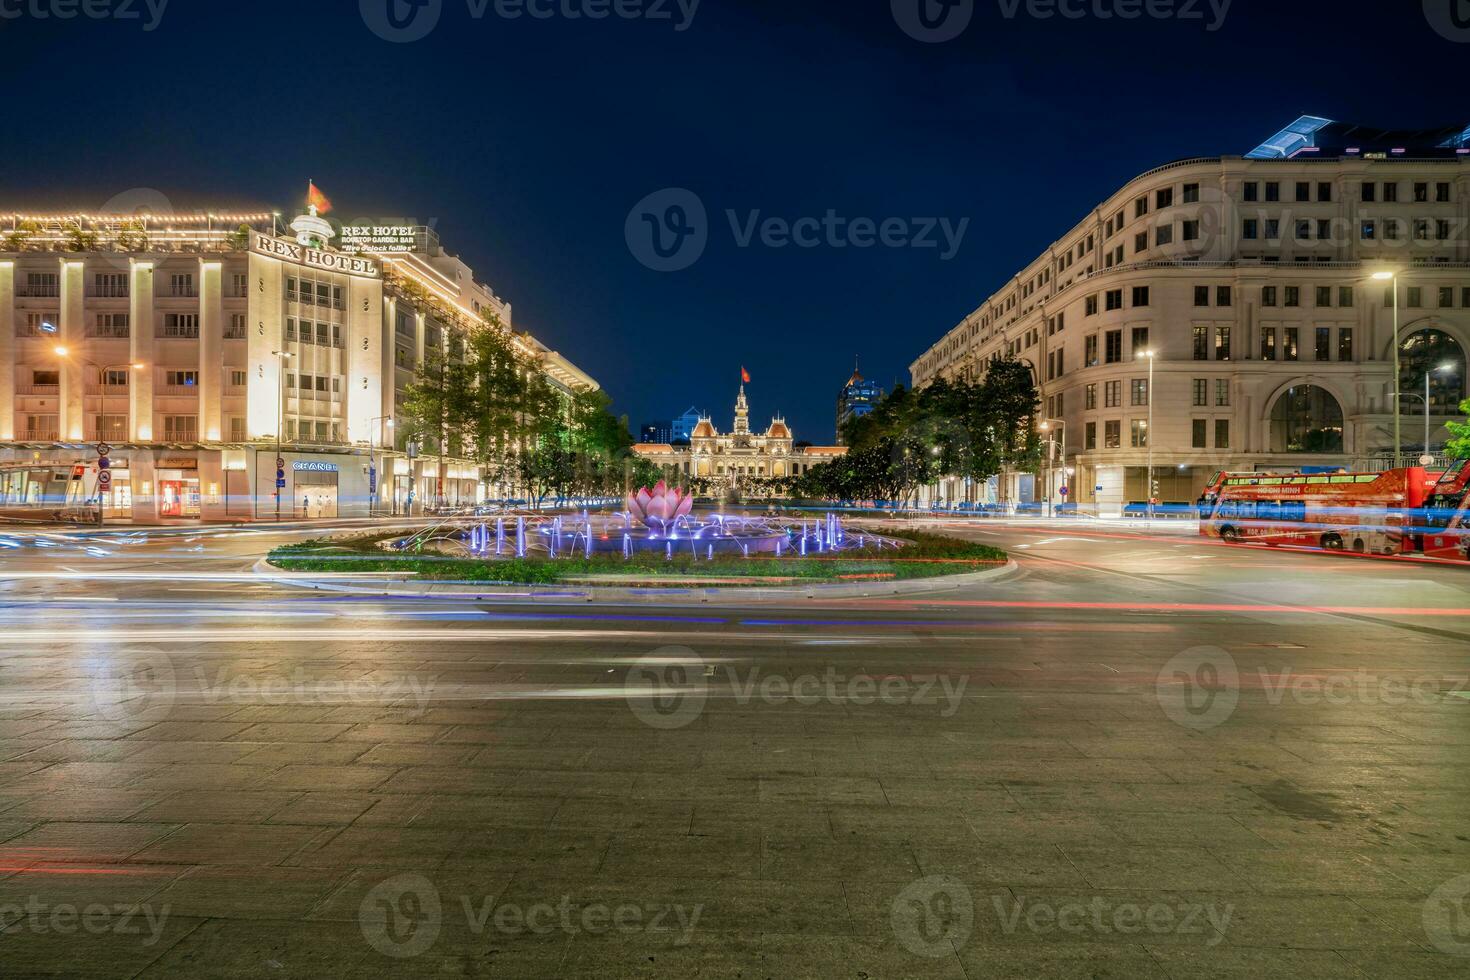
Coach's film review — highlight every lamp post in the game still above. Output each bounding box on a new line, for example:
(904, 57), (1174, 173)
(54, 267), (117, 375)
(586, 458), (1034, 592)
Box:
(1040, 418), (1066, 517)
(54, 347), (145, 526)
(272, 350), (294, 521)
(369, 415), (395, 517)
(1137, 350), (1156, 521)
(1371, 271), (1402, 467)
(1391, 362), (1458, 463)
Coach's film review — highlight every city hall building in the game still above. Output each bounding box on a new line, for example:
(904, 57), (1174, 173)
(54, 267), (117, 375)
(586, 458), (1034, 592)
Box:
(0, 206), (595, 522)
(910, 116), (1470, 515)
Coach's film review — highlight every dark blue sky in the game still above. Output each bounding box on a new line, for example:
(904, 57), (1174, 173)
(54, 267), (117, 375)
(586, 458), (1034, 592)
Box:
(3, 0), (1466, 441)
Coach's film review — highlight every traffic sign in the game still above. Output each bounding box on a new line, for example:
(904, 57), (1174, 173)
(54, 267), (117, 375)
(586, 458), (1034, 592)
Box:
(98, 457), (111, 470)
(98, 470), (112, 490)
(96, 443), (111, 457)
(276, 456), (286, 469)
(276, 478), (287, 489)
(1059, 486), (1069, 497)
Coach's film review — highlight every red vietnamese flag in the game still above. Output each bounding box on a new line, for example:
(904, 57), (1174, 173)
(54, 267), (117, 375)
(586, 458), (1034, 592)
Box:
(307, 181), (332, 215)
(741, 366), (751, 384)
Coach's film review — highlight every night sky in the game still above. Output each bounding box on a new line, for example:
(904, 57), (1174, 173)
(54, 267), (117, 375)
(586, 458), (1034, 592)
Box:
(3, 0), (1466, 442)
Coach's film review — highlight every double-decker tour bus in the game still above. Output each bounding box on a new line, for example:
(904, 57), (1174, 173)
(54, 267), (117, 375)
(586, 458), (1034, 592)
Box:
(1419, 460), (1470, 561)
(1197, 466), (1434, 555)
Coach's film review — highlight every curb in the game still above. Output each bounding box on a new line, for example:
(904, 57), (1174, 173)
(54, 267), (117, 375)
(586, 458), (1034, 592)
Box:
(251, 556), (1020, 603)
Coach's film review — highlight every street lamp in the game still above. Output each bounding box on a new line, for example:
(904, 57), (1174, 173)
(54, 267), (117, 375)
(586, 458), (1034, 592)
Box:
(1137, 350), (1156, 521)
(1390, 362), (1458, 463)
(272, 350), (295, 521)
(369, 415), (395, 517)
(54, 346), (146, 526)
(1039, 419), (1067, 517)
(1371, 270), (1402, 467)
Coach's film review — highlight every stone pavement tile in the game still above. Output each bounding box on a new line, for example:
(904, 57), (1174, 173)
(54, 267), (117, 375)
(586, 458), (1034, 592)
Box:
(0, 720), (58, 738)
(468, 746), (594, 770)
(126, 764), (278, 793)
(964, 810), (1122, 847)
(452, 828), (612, 875)
(688, 802), (832, 840)
(228, 722), (355, 742)
(417, 707), (519, 726)
(309, 865), (513, 932)
(335, 723), (449, 744)
(4, 762), (158, 791)
(0, 913), (205, 979)
(1059, 845), (1248, 892)
(230, 742), (368, 767)
(913, 842), (1086, 888)
(130, 823), (325, 866)
(350, 743), (481, 767)
(877, 777), (1012, 810)
(130, 791), (300, 824)
(1370, 853), (1470, 895)
(1229, 815), (1405, 851)
(134, 918), (373, 978)
(842, 875), (1009, 940)
(629, 773), (756, 804)
(1369, 812), (1470, 854)
(1344, 951), (1470, 979)
(0, 861), (186, 917)
(967, 944), (1173, 977)
(1065, 737), (1195, 760)
(763, 836), (920, 882)
(1099, 812), (1273, 849)
(441, 725), (540, 745)
(372, 767), (517, 795)
(121, 741), (264, 764)
(1351, 895), (1464, 949)
(1213, 849), (1425, 897)
(5, 789), (164, 823)
(580, 745), (712, 774)
(1, 822), (179, 864)
(293, 826), (464, 869)
(147, 864), (350, 918)
(0, 739), (58, 763)
(216, 705), (340, 724)
(1214, 894), (1422, 949)
(255, 764), (399, 793)
(932, 760), (1170, 783)
(827, 804), (976, 844)
(758, 775), (886, 805)
(0, 818), (36, 843)
(1272, 740), (1410, 766)
(265, 793), (380, 827)
(550, 799), (693, 835)
(1145, 945), (1372, 977)
(503, 770), (636, 800)
(601, 835), (758, 881)
(126, 722), (253, 742)
(10, 739), (145, 764)
(23, 722), (153, 741)
(1004, 783), (1147, 812)
(556, 930), (967, 980)
(1122, 783), (1280, 816)
(392, 794), (562, 830)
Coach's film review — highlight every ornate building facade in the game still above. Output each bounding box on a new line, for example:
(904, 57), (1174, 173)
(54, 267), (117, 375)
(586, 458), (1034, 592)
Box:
(632, 386), (845, 490)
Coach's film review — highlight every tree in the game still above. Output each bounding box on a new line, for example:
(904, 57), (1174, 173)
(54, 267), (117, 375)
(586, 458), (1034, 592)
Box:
(1448, 398), (1470, 459)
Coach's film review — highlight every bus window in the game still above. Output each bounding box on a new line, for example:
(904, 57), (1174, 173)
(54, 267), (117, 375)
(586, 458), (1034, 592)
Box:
(1280, 500), (1306, 522)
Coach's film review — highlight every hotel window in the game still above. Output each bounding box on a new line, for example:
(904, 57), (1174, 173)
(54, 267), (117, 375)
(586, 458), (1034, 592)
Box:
(1194, 286), (1210, 307)
(1134, 231), (1148, 253)
(1338, 286), (1354, 307)
(315, 322), (330, 346)
(1130, 419), (1148, 448)
(1132, 327), (1149, 353)
(1131, 379), (1149, 407)
(1215, 324), (1231, 361)
(1105, 289), (1123, 311)
(164, 416), (198, 441)
(229, 418), (247, 442)
(1284, 327), (1299, 361)
(1156, 188), (1173, 208)
(101, 369), (129, 387)
(1441, 287), (1456, 308)
(1260, 326), (1276, 361)
(92, 313), (130, 338)
(1295, 181), (1310, 202)
(1383, 182), (1398, 202)
(1316, 286), (1332, 307)
(1155, 225), (1173, 246)
(1243, 182), (1258, 202)
(1407, 287), (1422, 308)
(1242, 219), (1258, 240)
(1104, 380), (1121, 408)
(94, 272), (127, 297)
(1214, 419), (1230, 449)
(1318, 182), (1332, 201)
(161, 313), (199, 338)
(315, 283), (331, 307)
(1104, 420), (1121, 449)
(1264, 182), (1280, 202)
(1264, 219), (1280, 240)
(332, 286), (345, 310)
(33, 369), (60, 386)
(165, 370), (199, 387)
(1314, 327), (1330, 361)
(230, 370), (248, 386)
(1384, 219), (1401, 241)
(1216, 286), (1232, 306)
(1085, 383), (1097, 409)
(1131, 286), (1149, 307)
(287, 277), (299, 302)
(1085, 334), (1098, 365)
(1261, 286), (1277, 307)
(1284, 286), (1300, 307)
(1085, 294), (1098, 316)
(1361, 181), (1376, 202)
(1182, 220), (1199, 241)
(24, 272), (58, 297)
(1338, 327), (1354, 361)
(1439, 220), (1452, 241)
(1215, 379), (1230, 407)
(315, 421), (331, 442)
(225, 313), (247, 339)
(94, 415), (126, 439)
(1105, 330), (1122, 364)
(1317, 218), (1332, 240)
(1085, 421), (1097, 450)
(169, 273), (195, 297)
(1414, 219), (1430, 241)
(1361, 220), (1376, 240)
(1183, 183), (1199, 203)
(26, 414), (58, 439)
(1193, 324), (1208, 360)
(1134, 196), (1149, 217)
(231, 273), (248, 297)
(285, 317), (297, 342)
(1463, 288), (1470, 307)
(1192, 379), (1208, 406)
(1192, 419), (1208, 448)
(1438, 182), (1452, 202)
(285, 373), (296, 389)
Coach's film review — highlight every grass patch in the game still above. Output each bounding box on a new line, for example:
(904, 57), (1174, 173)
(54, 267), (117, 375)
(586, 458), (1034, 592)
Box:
(267, 526), (1005, 586)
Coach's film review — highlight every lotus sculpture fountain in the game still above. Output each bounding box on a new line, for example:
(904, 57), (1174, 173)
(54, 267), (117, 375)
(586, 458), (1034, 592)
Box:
(626, 481), (694, 532)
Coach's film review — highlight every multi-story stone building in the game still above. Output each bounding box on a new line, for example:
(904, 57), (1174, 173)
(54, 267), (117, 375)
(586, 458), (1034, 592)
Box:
(910, 116), (1470, 515)
(835, 362), (884, 444)
(0, 206), (595, 522)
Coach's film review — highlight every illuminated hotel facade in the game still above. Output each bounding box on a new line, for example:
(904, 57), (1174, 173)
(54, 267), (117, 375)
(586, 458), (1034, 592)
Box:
(910, 117), (1470, 514)
(0, 209), (595, 522)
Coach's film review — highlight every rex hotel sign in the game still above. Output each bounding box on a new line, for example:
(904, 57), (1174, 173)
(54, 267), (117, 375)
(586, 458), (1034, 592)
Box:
(251, 233), (379, 278)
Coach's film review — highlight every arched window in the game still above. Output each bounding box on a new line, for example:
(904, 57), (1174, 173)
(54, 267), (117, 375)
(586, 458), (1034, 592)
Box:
(1270, 385), (1344, 453)
(1399, 329), (1465, 414)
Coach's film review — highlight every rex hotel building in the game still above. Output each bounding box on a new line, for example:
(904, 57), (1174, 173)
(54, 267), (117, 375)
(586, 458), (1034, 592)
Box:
(0, 208), (595, 522)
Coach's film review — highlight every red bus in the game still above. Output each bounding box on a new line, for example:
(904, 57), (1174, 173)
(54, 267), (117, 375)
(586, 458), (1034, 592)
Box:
(1420, 460), (1470, 561)
(1197, 467), (1435, 555)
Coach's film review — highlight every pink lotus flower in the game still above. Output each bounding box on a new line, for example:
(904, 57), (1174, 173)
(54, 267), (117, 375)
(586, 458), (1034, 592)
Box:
(626, 480), (693, 531)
